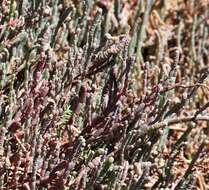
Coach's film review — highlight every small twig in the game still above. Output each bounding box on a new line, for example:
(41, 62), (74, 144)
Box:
(174, 141), (205, 190)
(138, 115), (209, 137)
(194, 101), (209, 118)
(14, 134), (27, 153)
(159, 83), (209, 94)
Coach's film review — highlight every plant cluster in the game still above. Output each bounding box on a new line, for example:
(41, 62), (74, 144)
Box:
(0, 0), (209, 189)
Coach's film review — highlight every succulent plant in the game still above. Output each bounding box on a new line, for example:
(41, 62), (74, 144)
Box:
(0, 0), (209, 189)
